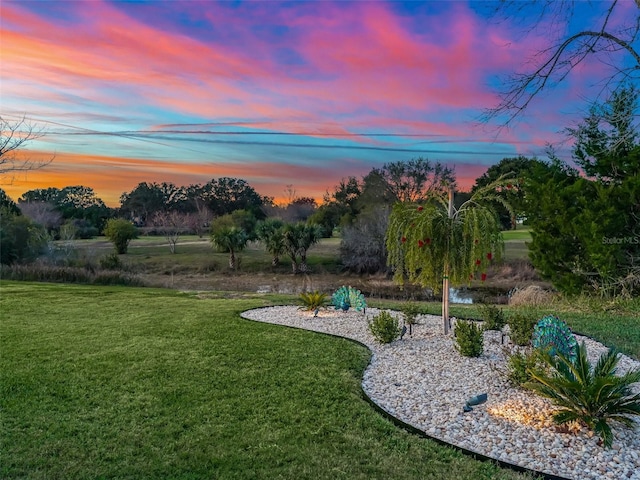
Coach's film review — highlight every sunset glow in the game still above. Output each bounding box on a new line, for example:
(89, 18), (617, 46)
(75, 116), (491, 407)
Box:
(1, 1), (625, 206)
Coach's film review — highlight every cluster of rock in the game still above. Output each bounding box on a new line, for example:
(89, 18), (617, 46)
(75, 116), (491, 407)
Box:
(241, 306), (640, 480)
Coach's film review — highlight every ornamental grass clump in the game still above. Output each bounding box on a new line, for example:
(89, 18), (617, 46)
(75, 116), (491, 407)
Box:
(454, 320), (484, 357)
(368, 311), (401, 344)
(526, 341), (640, 448)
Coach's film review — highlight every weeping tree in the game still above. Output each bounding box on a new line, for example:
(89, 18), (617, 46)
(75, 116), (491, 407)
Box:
(386, 180), (513, 334)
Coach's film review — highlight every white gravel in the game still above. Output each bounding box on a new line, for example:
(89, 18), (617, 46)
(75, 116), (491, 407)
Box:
(240, 306), (640, 480)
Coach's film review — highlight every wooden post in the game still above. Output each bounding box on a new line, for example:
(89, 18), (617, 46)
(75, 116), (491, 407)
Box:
(442, 186), (454, 335)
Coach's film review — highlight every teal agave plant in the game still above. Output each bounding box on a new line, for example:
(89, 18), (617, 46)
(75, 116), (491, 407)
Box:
(526, 341), (640, 448)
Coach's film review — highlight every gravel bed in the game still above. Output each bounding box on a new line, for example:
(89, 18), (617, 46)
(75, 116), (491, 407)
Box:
(241, 306), (640, 480)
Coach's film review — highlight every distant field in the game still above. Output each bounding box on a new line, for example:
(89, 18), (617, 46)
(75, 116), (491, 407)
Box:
(502, 228), (532, 242)
(75, 230), (530, 271)
(52, 230), (534, 294)
(502, 228), (531, 261)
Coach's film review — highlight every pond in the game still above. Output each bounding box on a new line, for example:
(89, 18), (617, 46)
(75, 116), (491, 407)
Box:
(447, 286), (510, 305)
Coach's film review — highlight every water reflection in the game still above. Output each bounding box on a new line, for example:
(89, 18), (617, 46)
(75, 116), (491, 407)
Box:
(449, 287), (473, 304)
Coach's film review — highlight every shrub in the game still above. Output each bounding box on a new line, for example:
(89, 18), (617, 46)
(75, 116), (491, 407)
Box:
(340, 205), (390, 274)
(400, 302), (420, 335)
(99, 252), (123, 270)
(454, 320), (484, 357)
(506, 348), (544, 387)
(368, 311), (401, 344)
(480, 304), (506, 331)
(526, 342), (640, 448)
(103, 219), (138, 254)
(0, 209), (47, 264)
(507, 311), (537, 346)
(299, 291), (328, 311)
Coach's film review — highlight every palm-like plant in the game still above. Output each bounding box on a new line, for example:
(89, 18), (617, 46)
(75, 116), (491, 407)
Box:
(299, 291), (328, 311)
(282, 223), (322, 274)
(526, 341), (640, 448)
(210, 226), (248, 270)
(256, 219), (285, 266)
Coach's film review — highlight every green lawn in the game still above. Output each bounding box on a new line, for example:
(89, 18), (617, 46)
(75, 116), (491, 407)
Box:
(501, 228), (532, 242)
(1, 282), (528, 480)
(502, 228), (531, 261)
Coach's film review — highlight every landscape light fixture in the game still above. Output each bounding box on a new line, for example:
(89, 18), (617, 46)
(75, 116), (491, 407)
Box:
(400, 325), (407, 340)
(463, 393), (488, 412)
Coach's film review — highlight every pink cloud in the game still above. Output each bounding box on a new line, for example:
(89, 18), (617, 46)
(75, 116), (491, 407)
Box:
(2, 0), (609, 204)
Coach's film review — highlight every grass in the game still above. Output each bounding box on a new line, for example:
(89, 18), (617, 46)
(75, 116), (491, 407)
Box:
(502, 228), (531, 261)
(90, 235), (345, 275)
(1, 282), (529, 480)
(501, 228), (532, 242)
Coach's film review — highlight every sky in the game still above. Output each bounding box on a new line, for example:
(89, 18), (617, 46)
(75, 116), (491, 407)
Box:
(1, 0), (635, 207)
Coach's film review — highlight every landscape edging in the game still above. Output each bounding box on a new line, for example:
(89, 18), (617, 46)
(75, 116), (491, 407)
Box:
(240, 307), (571, 480)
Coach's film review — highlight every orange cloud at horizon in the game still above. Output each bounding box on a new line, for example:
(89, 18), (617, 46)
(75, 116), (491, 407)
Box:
(2, 150), (483, 209)
(0, 150), (372, 207)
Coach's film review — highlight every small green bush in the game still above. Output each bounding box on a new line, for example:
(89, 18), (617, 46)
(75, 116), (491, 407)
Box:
(480, 304), (506, 331)
(507, 311), (537, 346)
(454, 320), (484, 357)
(103, 219), (138, 254)
(506, 348), (544, 387)
(299, 291), (328, 311)
(368, 311), (401, 344)
(400, 303), (420, 325)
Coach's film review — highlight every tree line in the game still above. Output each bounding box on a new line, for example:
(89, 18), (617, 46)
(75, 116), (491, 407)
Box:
(1, 86), (638, 297)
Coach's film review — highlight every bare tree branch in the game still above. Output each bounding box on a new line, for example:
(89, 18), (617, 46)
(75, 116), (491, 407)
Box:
(483, 1), (640, 125)
(0, 115), (53, 177)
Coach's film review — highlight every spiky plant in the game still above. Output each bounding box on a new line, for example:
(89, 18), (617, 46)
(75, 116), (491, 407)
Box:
(299, 291), (328, 311)
(526, 342), (640, 448)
